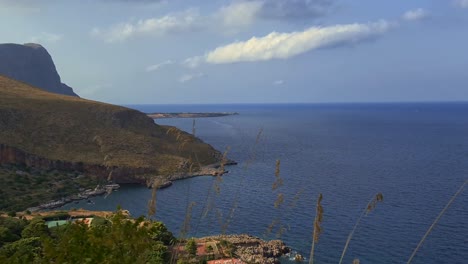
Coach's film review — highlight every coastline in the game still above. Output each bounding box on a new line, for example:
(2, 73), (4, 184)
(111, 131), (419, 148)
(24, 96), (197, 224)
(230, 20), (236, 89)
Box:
(149, 160), (238, 188)
(32, 161), (238, 212)
(27, 184), (121, 212)
(147, 112), (238, 119)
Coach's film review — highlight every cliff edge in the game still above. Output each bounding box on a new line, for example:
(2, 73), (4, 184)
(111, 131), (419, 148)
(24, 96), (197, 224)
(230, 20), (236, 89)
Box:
(0, 43), (78, 97)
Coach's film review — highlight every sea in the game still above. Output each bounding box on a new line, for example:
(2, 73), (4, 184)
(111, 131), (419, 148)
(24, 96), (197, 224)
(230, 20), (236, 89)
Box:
(60, 103), (468, 264)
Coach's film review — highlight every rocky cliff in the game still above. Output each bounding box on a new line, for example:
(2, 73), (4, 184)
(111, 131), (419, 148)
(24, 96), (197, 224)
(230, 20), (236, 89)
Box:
(0, 43), (78, 96)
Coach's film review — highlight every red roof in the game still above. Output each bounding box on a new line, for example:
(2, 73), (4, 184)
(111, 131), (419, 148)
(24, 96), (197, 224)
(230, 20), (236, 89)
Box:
(207, 258), (246, 264)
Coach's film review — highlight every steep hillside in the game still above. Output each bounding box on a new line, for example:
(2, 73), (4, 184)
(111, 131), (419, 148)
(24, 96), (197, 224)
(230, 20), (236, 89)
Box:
(0, 75), (221, 183)
(0, 43), (78, 96)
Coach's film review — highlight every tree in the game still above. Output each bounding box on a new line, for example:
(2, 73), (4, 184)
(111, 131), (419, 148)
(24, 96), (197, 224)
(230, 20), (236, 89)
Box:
(0, 226), (19, 246)
(148, 221), (175, 245)
(41, 212), (173, 264)
(206, 244), (215, 261)
(21, 218), (49, 238)
(0, 216), (27, 238)
(143, 242), (167, 264)
(185, 238), (197, 257)
(0, 237), (41, 263)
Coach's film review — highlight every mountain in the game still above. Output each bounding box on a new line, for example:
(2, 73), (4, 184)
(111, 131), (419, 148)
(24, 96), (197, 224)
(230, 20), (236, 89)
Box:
(0, 43), (78, 97)
(0, 75), (221, 183)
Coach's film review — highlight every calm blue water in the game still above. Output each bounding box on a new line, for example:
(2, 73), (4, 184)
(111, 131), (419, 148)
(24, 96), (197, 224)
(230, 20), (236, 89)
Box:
(62, 103), (468, 264)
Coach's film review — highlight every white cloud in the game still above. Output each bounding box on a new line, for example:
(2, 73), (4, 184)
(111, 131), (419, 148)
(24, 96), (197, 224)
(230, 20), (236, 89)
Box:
(182, 56), (204, 68)
(179, 73), (205, 83)
(402, 8), (429, 21)
(197, 20), (393, 65)
(92, 0), (336, 42)
(30, 32), (63, 44)
(273, 80), (284, 85)
(217, 1), (263, 28)
(92, 9), (201, 42)
(454, 0), (468, 8)
(145, 60), (174, 72)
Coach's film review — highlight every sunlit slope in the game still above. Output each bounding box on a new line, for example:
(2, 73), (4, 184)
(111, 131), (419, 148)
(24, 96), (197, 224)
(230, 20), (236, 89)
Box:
(0, 75), (220, 173)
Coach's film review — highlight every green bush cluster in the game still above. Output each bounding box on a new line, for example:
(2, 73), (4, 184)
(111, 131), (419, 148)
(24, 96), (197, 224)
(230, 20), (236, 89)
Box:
(0, 210), (175, 264)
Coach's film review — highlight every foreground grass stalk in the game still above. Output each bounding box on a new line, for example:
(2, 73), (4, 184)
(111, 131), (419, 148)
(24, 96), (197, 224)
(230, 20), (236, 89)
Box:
(339, 193), (383, 264)
(220, 129), (263, 233)
(309, 193), (323, 264)
(406, 180), (467, 264)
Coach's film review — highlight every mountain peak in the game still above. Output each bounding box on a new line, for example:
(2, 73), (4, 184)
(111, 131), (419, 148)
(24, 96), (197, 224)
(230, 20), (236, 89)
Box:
(23, 43), (44, 49)
(0, 42), (79, 97)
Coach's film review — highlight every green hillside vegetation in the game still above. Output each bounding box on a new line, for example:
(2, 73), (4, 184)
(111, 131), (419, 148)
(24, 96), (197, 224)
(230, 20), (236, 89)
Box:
(0, 74), (220, 177)
(0, 164), (100, 212)
(0, 211), (175, 263)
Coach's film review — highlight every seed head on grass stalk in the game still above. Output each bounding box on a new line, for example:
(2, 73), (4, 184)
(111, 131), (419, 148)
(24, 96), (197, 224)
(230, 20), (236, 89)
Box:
(309, 193), (323, 264)
(338, 193), (384, 264)
(272, 160), (283, 191)
(180, 202), (196, 238)
(192, 119), (196, 136)
(147, 186), (157, 218)
(274, 193), (285, 208)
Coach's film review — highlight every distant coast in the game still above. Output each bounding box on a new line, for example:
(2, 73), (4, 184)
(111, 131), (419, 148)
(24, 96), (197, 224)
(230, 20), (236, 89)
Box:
(147, 112), (239, 119)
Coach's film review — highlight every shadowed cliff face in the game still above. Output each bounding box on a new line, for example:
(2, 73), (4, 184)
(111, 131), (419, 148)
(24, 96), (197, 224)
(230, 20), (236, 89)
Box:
(0, 43), (78, 97)
(0, 144), (152, 184)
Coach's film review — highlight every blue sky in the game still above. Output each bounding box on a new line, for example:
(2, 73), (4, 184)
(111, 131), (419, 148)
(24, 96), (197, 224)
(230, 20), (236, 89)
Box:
(0, 0), (467, 104)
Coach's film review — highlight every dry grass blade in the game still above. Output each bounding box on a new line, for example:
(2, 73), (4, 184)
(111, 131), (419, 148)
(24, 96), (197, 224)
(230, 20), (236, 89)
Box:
(219, 146), (231, 173)
(272, 159), (284, 190)
(147, 187), (157, 218)
(166, 127), (178, 135)
(366, 192), (384, 214)
(192, 118), (196, 136)
(288, 188), (305, 208)
(309, 193), (323, 264)
(275, 159), (280, 177)
(214, 147), (230, 196)
(180, 201), (196, 238)
(274, 193), (285, 208)
(107, 169), (113, 182)
(266, 219), (279, 235)
(406, 180), (467, 264)
(339, 193), (384, 264)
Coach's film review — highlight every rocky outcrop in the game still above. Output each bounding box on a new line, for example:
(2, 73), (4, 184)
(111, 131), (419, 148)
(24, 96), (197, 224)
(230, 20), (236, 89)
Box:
(199, 234), (290, 264)
(0, 43), (78, 96)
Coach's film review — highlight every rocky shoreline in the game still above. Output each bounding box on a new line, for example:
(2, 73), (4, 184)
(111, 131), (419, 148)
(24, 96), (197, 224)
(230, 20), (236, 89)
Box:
(198, 234), (291, 264)
(32, 161), (238, 212)
(149, 160), (238, 189)
(27, 184), (120, 212)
